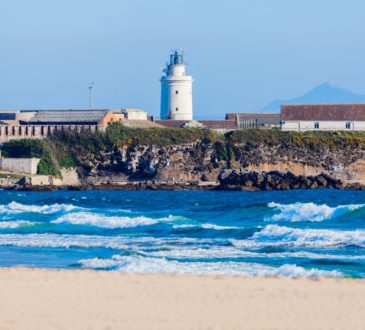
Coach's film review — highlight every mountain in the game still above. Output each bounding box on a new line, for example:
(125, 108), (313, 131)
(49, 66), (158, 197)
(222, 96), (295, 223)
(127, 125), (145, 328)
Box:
(259, 82), (365, 113)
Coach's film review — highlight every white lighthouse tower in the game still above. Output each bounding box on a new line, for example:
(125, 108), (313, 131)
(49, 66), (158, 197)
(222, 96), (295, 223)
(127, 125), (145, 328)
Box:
(160, 50), (193, 120)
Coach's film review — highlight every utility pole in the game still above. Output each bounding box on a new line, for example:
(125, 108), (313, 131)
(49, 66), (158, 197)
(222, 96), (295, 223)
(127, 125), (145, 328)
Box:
(88, 82), (95, 110)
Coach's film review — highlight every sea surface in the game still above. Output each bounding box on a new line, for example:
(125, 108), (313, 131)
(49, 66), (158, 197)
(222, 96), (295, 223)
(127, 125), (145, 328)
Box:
(0, 189), (365, 278)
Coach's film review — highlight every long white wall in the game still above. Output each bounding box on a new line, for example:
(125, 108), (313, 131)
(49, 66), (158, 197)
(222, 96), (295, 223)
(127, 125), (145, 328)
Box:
(0, 158), (40, 175)
(282, 121), (365, 131)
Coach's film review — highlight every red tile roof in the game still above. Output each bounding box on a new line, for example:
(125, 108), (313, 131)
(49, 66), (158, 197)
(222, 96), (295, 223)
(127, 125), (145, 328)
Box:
(281, 104), (365, 121)
(199, 120), (237, 129)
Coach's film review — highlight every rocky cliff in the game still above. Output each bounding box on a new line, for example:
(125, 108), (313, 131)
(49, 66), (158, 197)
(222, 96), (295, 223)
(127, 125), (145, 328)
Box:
(70, 129), (365, 190)
(3, 126), (365, 190)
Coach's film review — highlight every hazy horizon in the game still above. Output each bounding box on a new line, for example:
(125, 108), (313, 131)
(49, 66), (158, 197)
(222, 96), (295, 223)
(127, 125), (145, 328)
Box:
(1, 0), (365, 118)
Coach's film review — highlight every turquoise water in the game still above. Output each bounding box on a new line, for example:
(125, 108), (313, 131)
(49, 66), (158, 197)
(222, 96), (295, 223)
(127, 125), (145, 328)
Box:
(0, 189), (365, 277)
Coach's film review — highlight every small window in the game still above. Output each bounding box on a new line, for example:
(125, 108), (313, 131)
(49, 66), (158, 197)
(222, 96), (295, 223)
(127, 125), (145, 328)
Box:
(314, 122), (319, 129)
(175, 90), (179, 94)
(346, 122), (351, 129)
(176, 107), (179, 112)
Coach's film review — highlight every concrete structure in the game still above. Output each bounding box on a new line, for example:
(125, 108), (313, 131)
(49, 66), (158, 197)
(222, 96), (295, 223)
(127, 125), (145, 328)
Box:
(0, 110), (36, 122)
(160, 50), (193, 120)
(0, 125), (103, 143)
(112, 109), (148, 122)
(157, 119), (238, 133)
(281, 104), (365, 131)
(157, 112), (281, 132)
(0, 108), (155, 142)
(226, 113), (281, 129)
(123, 109), (148, 120)
(0, 158), (40, 175)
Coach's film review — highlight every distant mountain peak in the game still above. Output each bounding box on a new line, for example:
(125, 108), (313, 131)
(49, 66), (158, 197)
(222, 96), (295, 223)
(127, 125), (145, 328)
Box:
(259, 83), (365, 113)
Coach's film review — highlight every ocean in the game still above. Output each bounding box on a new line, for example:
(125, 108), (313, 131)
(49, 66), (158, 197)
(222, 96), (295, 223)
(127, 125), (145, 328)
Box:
(0, 189), (364, 278)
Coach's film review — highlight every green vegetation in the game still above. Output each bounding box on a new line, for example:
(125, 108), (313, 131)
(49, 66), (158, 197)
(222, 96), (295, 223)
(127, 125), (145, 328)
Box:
(51, 123), (221, 148)
(3, 126), (365, 177)
(1, 139), (60, 176)
(0, 173), (23, 179)
(227, 129), (365, 150)
(214, 142), (234, 168)
(107, 124), (221, 146)
(0, 124), (222, 176)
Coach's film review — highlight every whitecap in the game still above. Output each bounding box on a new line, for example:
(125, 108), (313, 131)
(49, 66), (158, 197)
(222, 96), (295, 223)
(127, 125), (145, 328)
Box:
(78, 255), (342, 278)
(201, 224), (240, 230)
(52, 213), (181, 229)
(0, 233), (209, 249)
(231, 225), (365, 248)
(0, 220), (39, 229)
(172, 223), (239, 230)
(0, 202), (80, 215)
(267, 202), (364, 222)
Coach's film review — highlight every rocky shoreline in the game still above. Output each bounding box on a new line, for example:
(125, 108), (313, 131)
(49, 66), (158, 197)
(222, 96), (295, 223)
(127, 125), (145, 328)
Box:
(216, 169), (365, 190)
(3, 129), (365, 192)
(3, 169), (365, 191)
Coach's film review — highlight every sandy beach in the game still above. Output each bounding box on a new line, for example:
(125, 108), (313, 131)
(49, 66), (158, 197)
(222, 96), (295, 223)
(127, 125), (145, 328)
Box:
(0, 268), (364, 330)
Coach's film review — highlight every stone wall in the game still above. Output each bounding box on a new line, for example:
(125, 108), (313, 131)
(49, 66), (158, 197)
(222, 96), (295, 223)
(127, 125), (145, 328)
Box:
(0, 158), (40, 175)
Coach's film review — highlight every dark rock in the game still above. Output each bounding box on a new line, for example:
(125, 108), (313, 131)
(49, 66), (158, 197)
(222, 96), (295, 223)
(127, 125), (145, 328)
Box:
(200, 174), (209, 182)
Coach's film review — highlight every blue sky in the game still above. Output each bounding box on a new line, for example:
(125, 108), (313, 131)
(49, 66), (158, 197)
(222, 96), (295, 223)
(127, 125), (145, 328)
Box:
(0, 0), (364, 118)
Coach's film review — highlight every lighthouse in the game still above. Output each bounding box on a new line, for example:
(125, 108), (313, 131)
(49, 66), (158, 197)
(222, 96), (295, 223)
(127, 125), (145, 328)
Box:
(160, 50), (193, 120)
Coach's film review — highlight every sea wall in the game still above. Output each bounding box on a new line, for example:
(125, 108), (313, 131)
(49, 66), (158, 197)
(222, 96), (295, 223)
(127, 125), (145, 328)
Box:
(0, 158), (40, 175)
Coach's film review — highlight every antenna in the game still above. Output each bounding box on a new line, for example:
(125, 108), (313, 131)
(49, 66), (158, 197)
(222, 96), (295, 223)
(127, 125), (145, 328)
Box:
(180, 48), (187, 64)
(88, 82), (95, 110)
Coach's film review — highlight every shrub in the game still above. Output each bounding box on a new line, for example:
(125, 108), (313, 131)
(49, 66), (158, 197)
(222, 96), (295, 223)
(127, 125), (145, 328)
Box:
(1, 139), (60, 176)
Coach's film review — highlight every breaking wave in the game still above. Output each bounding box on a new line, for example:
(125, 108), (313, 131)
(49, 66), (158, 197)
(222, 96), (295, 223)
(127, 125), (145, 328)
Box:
(78, 255), (342, 278)
(0, 233), (129, 249)
(231, 225), (365, 248)
(1, 190), (365, 277)
(0, 202), (80, 215)
(173, 223), (240, 230)
(52, 213), (180, 229)
(267, 202), (364, 222)
(0, 220), (39, 229)
(0, 233), (207, 249)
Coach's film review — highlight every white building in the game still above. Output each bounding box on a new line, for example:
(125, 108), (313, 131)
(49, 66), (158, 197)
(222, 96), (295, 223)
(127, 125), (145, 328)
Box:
(281, 104), (365, 131)
(160, 50), (193, 120)
(122, 109), (148, 120)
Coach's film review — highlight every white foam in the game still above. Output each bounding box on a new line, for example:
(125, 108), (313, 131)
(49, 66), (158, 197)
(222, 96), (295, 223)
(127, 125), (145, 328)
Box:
(200, 224), (240, 230)
(140, 242), (365, 261)
(172, 224), (197, 229)
(0, 233), (127, 249)
(267, 202), (364, 222)
(172, 223), (239, 230)
(231, 225), (365, 248)
(0, 233), (208, 249)
(78, 255), (342, 278)
(0, 220), (38, 229)
(0, 202), (80, 215)
(144, 246), (255, 259)
(52, 213), (180, 229)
